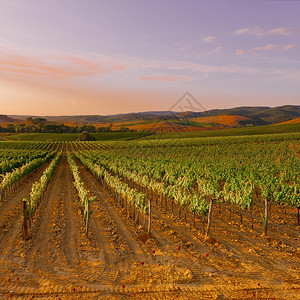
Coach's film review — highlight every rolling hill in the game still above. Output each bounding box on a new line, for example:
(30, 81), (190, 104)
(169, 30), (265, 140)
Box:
(276, 117), (300, 125)
(9, 105), (299, 125)
(191, 115), (250, 127)
(0, 114), (20, 123)
(5, 105), (300, 133)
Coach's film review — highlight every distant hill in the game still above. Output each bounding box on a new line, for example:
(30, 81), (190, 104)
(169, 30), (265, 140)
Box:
(8, 112), (175, 124)
(0, 114), (20, 123)
(275, 117), (300, 125)
(184, 105), (300, 126)
(191, 115), (250, 127)
(185, 106), (270, 118)
(43, 111), (176, 124)
(7, 105), (300, 127)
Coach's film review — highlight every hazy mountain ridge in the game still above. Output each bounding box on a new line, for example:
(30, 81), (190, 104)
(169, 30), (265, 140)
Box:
(6, 105), (300, 126)
(0, 114), (20, 123)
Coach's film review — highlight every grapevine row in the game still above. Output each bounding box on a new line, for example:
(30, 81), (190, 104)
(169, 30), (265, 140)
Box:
(67, 152), (96, 236)
(0, 151), (55, 200)
(79, 139), (299, 235)
(73, 150), (151, 232)
(22, 152), (62, 238)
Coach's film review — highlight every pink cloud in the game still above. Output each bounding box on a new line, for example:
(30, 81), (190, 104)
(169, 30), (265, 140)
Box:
(257, 44), (295, 52)
(267, 27), (294, 36)
(235, 49), (244, 55)
(140, 75), (190, 82)
(235, 26), (295, 37)
(236, 44), (295, 55)
(0, 38), (127, 81)
(235, 27), (262, 36)
(256, 44), (281, 51)
(202, 36), (215, 43)
(282, 44), (295, 50)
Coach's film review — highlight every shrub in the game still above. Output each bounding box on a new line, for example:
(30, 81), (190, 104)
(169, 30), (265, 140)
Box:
(78, 131), (95, 141)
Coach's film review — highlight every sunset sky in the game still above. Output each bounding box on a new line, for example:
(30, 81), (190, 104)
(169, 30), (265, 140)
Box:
(0, 0), (299, 115)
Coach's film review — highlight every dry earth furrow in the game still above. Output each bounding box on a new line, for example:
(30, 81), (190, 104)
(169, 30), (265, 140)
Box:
(76, 158), (215, 287)
(94, 166), (300, 291)
(0, 161), (53, 287)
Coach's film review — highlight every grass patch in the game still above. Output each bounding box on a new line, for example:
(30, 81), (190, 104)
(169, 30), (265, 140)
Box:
(121, 119), (161, 126)
(109, 132), (300, 149)
(172, 120), (217, 128)
(143, 123), (300, 140)
(7, 132), (150, 141)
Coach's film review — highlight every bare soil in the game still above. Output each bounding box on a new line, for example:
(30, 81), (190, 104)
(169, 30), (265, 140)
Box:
(0, 152), (299, 299)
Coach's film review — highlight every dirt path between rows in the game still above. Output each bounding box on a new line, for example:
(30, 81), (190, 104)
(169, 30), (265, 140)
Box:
(0, 151), (299, 299)
(76, 157), (300, 299)
(0, 161), (52, 274)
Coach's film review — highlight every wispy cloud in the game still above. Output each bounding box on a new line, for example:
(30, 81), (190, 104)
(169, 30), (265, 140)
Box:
(140, 75), (191, 82)
(202, 36), (215, 43)
(267, 27), (295, 36)
(130, 57), (261, 77)
(235, 49), (244, 55)
(136, 55), (300, 81)
(0, 37), (127, 81)
(281, 44), (296, 50)
(236, 44), (295, 55)
(211, 46), (222, 53)
(235, 26), (295, 37)
(257, 44), (282, 51)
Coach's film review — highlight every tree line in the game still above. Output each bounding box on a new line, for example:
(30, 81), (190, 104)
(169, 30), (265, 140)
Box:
(0, 121), (135, 134)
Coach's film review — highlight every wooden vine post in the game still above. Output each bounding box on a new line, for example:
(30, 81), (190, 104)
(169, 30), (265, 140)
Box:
(22, 200), (28, 240)
(206, 197), (214, 237)
(85, 201), (90, 238)
(193, 211), (196, 228)
(263, 197), (269, 236)
(148, 199), (151, 235)
(135, 209), (140, 224)
(28, 194), (32, 228)
(250, 206), (254, 229)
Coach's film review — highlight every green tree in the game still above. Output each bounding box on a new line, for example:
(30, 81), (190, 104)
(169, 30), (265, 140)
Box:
(7, 124), (15, 133)
(78, 131), (96, 141)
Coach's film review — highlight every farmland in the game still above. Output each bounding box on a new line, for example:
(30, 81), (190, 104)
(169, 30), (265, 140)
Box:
(143, 122), (300, 140)
(0, 135), (299, 299)
(3, 132), (150, 142)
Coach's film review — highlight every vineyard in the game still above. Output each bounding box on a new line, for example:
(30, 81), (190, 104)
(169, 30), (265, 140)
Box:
(0, 136), (299, 299)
